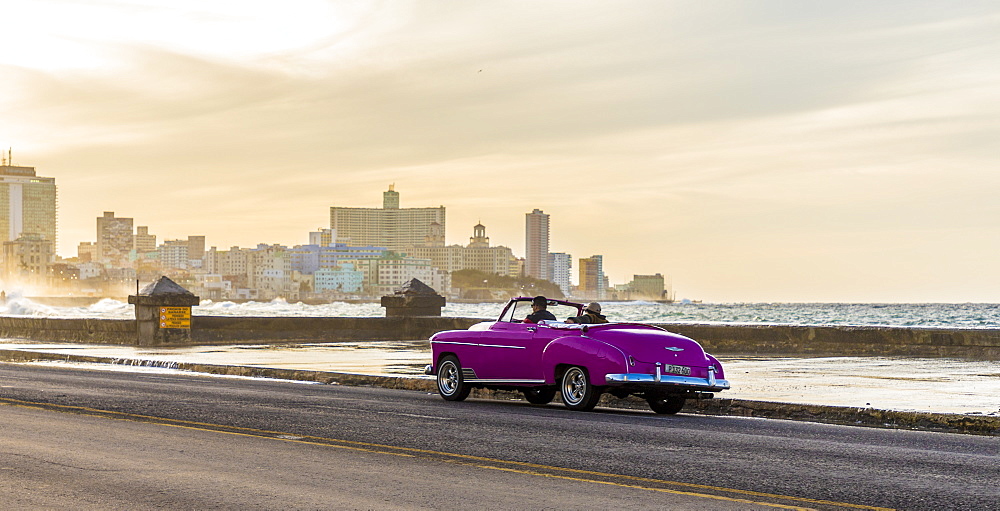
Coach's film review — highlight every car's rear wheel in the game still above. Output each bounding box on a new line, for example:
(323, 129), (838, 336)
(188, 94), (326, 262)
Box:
(522, 387), (556, 405)
(560, 366), (602, 411)
(437, 355), (471, 401)
(647, 396), (686, 414)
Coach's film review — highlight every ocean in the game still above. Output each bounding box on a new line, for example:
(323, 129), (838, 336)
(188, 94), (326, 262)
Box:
(3, 297), (999, 329)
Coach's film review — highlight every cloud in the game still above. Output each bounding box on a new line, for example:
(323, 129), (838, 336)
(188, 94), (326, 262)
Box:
(5, 1), (1000, 301)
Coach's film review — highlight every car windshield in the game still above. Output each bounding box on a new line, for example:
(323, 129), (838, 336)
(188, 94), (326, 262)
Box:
(501, 300), (582, 323)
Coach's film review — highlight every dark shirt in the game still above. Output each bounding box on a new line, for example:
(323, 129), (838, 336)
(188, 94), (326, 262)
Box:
(525, 310), (557, 323)
(567, 312), (608, 324)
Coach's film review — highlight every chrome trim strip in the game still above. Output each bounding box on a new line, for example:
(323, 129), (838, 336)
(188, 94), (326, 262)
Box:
(430, 341), (526, 349)
(605, 373), (731, 391)
(465, 379), (547, 384)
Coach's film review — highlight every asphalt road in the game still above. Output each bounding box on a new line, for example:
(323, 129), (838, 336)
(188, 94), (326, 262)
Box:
(1, 363), (997, 510)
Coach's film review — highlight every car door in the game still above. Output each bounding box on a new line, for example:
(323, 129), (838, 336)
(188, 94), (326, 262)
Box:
(473, 319), (538, 382)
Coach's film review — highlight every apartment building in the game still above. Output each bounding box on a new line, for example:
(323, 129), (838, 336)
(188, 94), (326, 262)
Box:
(96, 212), (133, 265)
(330, 186), (445, 252)
(0, 161), (57, 250)
(525, 209), (550, 281)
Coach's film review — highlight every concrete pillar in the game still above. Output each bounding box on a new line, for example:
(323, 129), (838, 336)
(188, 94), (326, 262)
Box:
(380, 278), (445, 317)
(127, 276), (200, 346)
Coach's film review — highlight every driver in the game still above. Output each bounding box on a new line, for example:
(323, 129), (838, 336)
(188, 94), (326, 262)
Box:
(524, 295), (557, 323)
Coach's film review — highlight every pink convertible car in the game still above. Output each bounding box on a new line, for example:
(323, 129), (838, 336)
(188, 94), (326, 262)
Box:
(425, 297), (730, 413)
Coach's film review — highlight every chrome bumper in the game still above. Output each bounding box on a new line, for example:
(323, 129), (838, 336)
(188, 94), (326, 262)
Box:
(605, 373), (730, 392)
(424, 364), (435, 376)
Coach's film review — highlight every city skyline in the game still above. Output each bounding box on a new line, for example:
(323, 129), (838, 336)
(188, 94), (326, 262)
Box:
(69, 193), (603, 287)
(3, 2), (999, 302)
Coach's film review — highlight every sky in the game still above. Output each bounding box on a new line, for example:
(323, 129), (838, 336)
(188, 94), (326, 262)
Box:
(2, 1), (999, 303)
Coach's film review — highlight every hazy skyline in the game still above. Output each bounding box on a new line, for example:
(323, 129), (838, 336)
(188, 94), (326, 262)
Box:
(3, 1), (999, 302)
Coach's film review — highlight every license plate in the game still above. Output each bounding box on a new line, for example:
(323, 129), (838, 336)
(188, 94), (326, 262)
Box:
(665, 364), (691, 376)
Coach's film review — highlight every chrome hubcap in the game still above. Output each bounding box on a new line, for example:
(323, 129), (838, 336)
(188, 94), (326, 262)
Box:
(562, 368), (586, 405)
(439, 363), (458, 394)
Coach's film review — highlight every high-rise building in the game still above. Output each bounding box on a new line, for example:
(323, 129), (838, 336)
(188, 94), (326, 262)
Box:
(96, 211), (133, 264)
(187, 235), (206, 263)
(549, 252), (572, 296)
(330, 186), (445, 252)
(525, 209), (550, 281)
(579, 255), (606, 300)
(134, 226), (157, 254)
(159, 239), (190, 269)
(0, 162), (57, 251)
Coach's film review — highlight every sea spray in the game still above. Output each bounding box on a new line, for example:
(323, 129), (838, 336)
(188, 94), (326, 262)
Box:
(0, 299), (998, 328)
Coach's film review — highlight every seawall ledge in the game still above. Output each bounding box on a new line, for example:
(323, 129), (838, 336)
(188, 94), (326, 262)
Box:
(0, 316), (997, 359)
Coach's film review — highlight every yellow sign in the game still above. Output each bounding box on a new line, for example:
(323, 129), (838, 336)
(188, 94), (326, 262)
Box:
(159, 307), (191, 329)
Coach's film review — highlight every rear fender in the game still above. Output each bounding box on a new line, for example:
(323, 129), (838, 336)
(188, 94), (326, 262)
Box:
(706, 354), (726, 379)
(541, 336), (629, 385)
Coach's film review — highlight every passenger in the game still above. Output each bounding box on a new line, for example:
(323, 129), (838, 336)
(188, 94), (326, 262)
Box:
(566, 302), (609, 324)
(524, 295), (557, 323)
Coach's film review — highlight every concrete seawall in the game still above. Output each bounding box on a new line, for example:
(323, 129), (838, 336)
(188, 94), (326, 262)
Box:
(0, 315), (998, 359)
(190, 316), (483, 343)
(0, 316), (484, 346)
(661, 323), (1000, 359)
(0, 317), (136, 344)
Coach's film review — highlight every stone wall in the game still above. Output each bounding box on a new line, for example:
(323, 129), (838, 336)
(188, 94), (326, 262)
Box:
(0, 315), (997, 359)
(190, 316), (483, 343)
(0, 316), (484, 345)
(0, 317), (136, 344)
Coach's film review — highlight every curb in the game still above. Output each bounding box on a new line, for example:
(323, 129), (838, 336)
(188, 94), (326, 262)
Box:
(3, 349), (997, 436)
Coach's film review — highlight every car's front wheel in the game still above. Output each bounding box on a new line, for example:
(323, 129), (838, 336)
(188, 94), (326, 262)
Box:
(647, 396), (685, 414)
(436, 355), (471, 401)
(560, 366), (602, 411)
(522, 387), (556, 405)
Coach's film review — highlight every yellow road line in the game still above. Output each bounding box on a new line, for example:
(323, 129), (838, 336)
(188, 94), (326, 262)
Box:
(0, 397), (893, 510)
(467, 463), (815, 510)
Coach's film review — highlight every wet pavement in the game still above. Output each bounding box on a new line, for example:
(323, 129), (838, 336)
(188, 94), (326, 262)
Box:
(2, 340), (998, 416)
(722, 356), (1000, 415)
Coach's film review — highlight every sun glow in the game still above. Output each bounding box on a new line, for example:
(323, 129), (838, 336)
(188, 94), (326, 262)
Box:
(0, 0), (357, 72)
